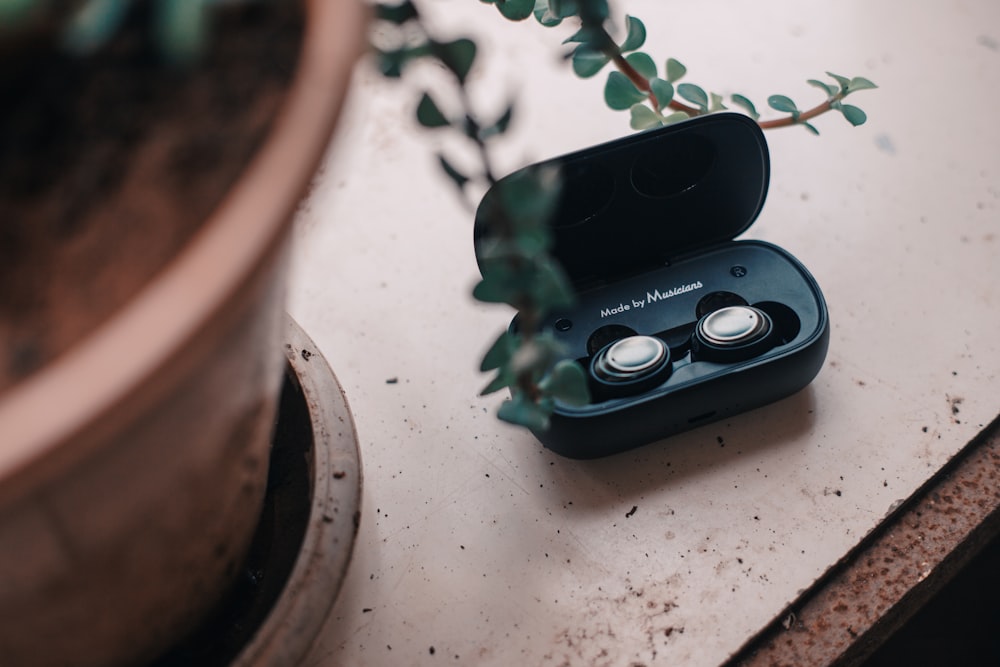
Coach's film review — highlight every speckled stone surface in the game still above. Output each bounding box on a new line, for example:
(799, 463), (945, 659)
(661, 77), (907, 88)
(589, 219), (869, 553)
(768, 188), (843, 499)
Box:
(287, 1), (1000, 664)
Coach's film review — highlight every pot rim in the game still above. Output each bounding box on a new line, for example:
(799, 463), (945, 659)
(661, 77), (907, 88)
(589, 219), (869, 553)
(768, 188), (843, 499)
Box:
(0, 0), (367, 505)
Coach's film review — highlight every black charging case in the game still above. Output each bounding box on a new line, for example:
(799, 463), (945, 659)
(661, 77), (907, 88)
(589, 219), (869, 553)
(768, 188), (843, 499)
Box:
(474, 113), (829, 459)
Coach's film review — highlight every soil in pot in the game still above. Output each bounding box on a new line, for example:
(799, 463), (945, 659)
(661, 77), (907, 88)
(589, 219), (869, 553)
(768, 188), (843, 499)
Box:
(0, 0), (303, 393)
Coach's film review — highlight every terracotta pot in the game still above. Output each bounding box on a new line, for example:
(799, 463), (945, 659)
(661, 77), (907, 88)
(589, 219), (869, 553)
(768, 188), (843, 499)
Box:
(0, 2), (365, 665)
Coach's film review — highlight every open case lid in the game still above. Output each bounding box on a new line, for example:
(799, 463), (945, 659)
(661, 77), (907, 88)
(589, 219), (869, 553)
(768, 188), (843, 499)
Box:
(474, 113), (769, 290)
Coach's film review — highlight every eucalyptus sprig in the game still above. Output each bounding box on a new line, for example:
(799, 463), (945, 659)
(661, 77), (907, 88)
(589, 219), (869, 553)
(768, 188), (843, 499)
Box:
(483, 0), (878, 133)
(373, 1), (591, 430)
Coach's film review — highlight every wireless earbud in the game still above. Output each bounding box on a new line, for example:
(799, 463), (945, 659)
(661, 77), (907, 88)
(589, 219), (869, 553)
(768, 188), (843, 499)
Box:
(691, 305), (775, 362)
(590, 335), (672, 398)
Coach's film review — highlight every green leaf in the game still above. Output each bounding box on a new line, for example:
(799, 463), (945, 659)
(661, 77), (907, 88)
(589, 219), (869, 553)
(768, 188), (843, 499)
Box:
(826, 71), (851, 92)
(481, 331), (516, 371)
(480, 370), (513, 396)
(629, 103), (662, 130)
(767, 94), (799, 113)
(437, 153), (470, 190)
(462, 114), (481, 141)
(375, 51), (402, 78)
(802, 121), (820, 135)
(510, 334), (565, 376)
(563, 25), (598, 44)
(473, 273), (513, 304)
(709, 92), (727, 112)
(730, 93), (759, 120)
(435, 38), (477, 84)
(375, 46), (421, 78)
(513, 225), (552, 257)
(547, 0), (579, 19)
(530, 256), (576, 309)
(572, 46), (610, 78)
(497, 395), (551, 430)
(539, 359), (591, 406)
(416, 92), (449, 128)
(480, 231), (552, 263)
(495, 165), (561, 231)
(624, 52), (656, 80)
(847, 76), (878, 93)
(840, 104), (867, 126)
(649, 78), (674, 111)
(533, 0), (562, 26)
(604, 71), (646, 110)
(620, 15), (646, 52)
(480, 103), (514, 139)
(665, 57), (687, 83)
(577, 0), (609, 21)
(677, 82), (708, 110)
(62, 0), (130, 55)
(375, 1), (418, 24)
(662, 111), (691, 124)
(154, 0), (208, 64)
(806, 78), (836, 97)
(0, 0), (36, 26)
(474, 239), (511, 264)
(496, 0), (534, 20)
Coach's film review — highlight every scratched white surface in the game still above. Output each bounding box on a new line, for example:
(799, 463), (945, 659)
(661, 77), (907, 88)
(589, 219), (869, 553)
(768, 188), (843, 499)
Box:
(287, 1), (1000, 665)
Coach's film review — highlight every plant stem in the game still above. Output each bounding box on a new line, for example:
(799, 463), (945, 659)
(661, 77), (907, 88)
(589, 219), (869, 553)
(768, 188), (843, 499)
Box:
(591, 21), (845, 128)
(758, 93), (844, 129)
(606, 49), (659, 109)
(458, 88), (499, 186)
(666, 98), (702, 116)
(450, 67), (545, 405)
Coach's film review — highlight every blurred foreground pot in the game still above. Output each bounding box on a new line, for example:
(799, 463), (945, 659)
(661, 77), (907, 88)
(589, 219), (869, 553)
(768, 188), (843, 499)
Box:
(0, 1), (365, 664)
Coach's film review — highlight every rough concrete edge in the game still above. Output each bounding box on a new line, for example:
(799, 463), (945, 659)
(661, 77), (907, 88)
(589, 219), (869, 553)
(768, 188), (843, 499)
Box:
(726, 411), (1000, 667)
